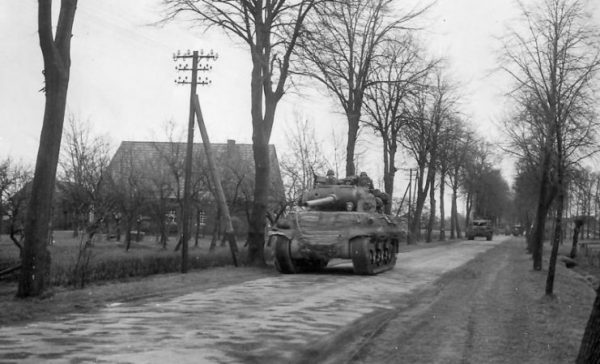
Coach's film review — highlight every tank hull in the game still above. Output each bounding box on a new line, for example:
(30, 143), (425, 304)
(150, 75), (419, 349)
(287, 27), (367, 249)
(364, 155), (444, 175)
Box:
(268, 210), (405, 275)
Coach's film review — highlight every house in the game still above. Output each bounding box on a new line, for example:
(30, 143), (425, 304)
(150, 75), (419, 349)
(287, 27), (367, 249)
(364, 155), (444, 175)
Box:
(104, 139), (285, 238)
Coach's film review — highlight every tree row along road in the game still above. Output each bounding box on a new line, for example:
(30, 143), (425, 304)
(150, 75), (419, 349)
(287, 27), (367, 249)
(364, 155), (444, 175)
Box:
(0, 239), (504, 363)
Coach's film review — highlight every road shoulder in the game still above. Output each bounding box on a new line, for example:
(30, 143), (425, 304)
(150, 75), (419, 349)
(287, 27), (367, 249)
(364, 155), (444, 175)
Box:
(310, 238), (597, 364)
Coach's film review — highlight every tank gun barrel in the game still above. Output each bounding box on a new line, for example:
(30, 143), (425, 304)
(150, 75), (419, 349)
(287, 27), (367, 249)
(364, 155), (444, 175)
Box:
(303, 194), (337, 207)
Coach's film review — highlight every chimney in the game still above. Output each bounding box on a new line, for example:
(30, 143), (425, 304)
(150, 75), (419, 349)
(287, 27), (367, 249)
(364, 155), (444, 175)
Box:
(227, 139), (236, 156)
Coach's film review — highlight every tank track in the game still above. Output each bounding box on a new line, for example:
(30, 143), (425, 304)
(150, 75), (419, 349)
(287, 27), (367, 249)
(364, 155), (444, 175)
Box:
(273, 234), (397, 275)
(351, 236), (397, 275)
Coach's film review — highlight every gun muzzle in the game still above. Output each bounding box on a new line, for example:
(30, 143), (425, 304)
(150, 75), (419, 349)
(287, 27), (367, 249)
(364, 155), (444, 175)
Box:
(303, 194), (337, 207)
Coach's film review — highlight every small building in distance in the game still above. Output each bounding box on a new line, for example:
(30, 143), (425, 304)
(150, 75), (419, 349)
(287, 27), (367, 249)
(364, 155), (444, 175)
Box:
(104, 139), (285, 240)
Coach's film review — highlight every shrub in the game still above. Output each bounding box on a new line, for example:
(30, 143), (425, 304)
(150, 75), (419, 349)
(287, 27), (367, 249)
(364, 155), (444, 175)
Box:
(0, 232), (244, 288)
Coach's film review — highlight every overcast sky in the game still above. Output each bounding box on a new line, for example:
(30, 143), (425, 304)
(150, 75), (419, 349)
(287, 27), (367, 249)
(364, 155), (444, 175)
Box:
(2, 0), (596, 189)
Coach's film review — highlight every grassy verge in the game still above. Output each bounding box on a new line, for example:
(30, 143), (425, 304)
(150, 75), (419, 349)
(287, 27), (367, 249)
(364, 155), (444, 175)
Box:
(0, 230), (243, 288)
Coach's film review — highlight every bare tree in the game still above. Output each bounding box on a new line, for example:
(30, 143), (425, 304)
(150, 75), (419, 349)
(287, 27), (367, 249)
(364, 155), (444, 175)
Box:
(461, 142), (499, 228)
(503, 99), (559, 254)
(0, 158), (16, 240)
(400, 69), (457, 243)
(59, 115), (112, 240)
(0, 159), (32, 253)
(511, 158), (543, 244)
(105, 148), (151, 251)
(280, 115), (328, 207)
(436, 116), (463, 240)
(18, 0), (78, 298)
(500, 0), (600, 284)
(444, 121), (474, 239)
(151, 121), (187, 249)
(296, 0), (430, 177)
(163, 0), (322, 265)
(363, 35), (434, 213)
(145, 156), (175, 249)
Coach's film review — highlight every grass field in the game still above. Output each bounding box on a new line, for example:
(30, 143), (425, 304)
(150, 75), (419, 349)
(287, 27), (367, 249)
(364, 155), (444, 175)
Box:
(0, 230), (243, 288)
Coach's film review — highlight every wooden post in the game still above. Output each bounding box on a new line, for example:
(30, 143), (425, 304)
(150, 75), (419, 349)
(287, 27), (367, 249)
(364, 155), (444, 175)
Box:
(193, 96), (239, 266)
(180, 51), (199, 273)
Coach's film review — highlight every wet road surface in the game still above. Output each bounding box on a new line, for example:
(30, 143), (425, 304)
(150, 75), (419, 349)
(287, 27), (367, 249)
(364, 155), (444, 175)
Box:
(0, 239), (503, 363)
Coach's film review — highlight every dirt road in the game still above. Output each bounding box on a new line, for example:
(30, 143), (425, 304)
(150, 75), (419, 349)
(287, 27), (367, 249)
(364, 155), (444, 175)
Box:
(342, 238), (595, 364)
(0, 238), (507, 363)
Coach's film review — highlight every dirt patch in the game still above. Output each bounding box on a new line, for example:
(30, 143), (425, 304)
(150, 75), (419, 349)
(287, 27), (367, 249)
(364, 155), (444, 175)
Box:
(313, 238), (597, 364)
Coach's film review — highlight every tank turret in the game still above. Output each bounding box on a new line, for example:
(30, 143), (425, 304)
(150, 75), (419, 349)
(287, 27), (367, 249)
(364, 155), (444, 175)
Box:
(301, 184), (377, 212)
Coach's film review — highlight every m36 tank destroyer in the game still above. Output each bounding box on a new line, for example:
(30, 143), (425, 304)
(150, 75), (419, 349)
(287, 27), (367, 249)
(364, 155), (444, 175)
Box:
(267, 173), (406, 275)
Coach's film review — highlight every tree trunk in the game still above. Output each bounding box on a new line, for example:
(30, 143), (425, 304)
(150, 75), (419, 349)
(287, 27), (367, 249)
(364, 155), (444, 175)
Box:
(382, 140), (396, 215)
(530, 181), (556, 271)
(426, 169), (436, 243)
(116, 219), (121, 242)
(18, 0), (78, 298)
(409, 168), (430, 244)
(209, 209), (220, 251)
(570, 219), (584, 259)
(451, 184), (461, 239)
(125, 219), (132, 252)
(450, 190), (456, 239)
(0, 201), (3, 240)
(545, 188), (564, 296)
(247, 141), (270, 265)
(577, 285), (600, 364)
(159, 205), (168, 249)
(195, 207), (201, 248)
(465, 192), (472, 230)
(439, 172), (446, 241)
(345, 111), (360, 177)
(532, 132), (556, 270)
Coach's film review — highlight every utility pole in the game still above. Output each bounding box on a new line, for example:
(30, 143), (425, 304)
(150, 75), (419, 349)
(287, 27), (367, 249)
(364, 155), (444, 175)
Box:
(193, 97), (239, 267)
(174, 49), (215, 273)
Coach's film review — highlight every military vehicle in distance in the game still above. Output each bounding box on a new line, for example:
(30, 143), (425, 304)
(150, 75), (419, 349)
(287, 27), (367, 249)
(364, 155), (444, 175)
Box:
(511, 224), (524, 236)
(467, 219), (493, 241)
(267, 175), (406, 275)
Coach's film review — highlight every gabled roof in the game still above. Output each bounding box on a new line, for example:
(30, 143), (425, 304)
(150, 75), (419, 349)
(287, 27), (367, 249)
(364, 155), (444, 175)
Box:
(106, 140), (284, 203)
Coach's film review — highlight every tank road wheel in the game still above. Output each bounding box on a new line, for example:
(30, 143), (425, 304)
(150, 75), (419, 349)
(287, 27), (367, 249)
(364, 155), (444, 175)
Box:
(384, 240), (397, 267)
(273, 236), (298, 274)
(351, 237), (375, 275)
(351, 237), (397, 275)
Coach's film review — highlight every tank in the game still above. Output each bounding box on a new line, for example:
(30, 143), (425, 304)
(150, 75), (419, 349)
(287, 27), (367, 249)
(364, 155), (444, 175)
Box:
(267, 176), (406, 275)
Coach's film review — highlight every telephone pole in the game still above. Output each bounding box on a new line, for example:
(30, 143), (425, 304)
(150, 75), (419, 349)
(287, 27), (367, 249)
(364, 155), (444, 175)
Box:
(173, 49), (216, 273)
